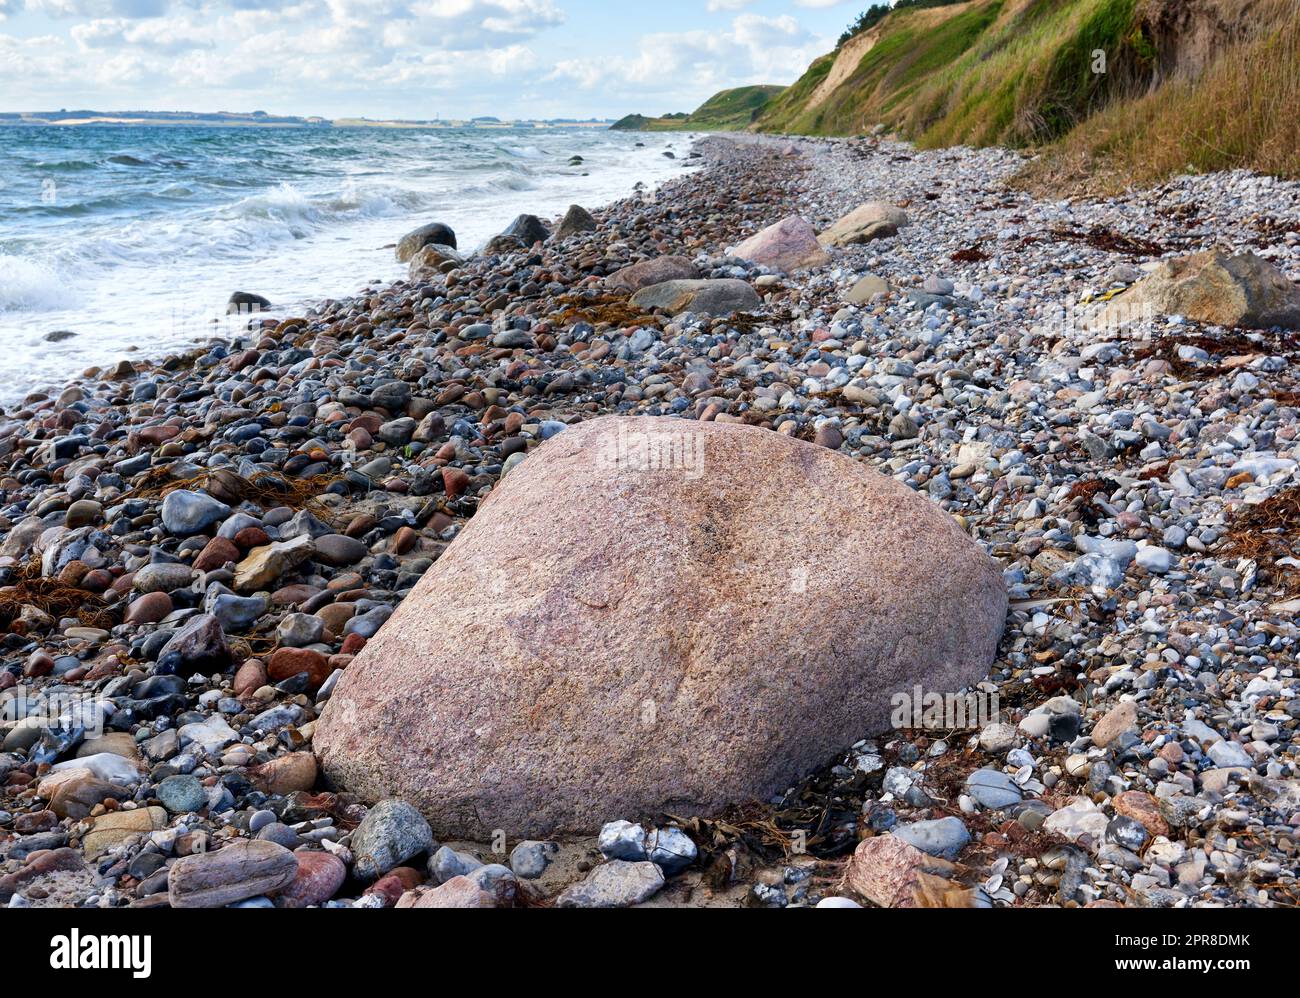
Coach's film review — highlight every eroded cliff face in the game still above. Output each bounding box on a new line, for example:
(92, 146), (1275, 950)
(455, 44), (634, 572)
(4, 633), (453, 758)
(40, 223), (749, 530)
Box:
(1137, 0), (1286, 82)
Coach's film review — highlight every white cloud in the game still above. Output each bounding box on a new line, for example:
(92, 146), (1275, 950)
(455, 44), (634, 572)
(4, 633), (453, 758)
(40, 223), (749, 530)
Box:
(380, 0), (563, 49)
(550, 11), (828, 108)
(0, 0), (830, 118)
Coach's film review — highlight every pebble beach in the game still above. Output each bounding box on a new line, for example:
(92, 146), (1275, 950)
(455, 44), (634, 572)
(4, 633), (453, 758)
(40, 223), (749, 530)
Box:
(3, 132), (1300, 910)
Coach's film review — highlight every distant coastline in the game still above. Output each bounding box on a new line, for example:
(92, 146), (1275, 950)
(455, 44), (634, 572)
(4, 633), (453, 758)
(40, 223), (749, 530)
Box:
(0, 110), (617, 129)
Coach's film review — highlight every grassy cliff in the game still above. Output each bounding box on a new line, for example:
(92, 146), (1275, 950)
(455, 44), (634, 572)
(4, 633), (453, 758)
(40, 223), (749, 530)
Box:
(613, 85), (784, 133)
(754, 0), (1300, 190)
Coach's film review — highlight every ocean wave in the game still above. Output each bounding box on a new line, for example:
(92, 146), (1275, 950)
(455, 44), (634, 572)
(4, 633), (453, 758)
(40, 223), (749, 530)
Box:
(33, 159), (97, 173)
(0, 255), (74, 312)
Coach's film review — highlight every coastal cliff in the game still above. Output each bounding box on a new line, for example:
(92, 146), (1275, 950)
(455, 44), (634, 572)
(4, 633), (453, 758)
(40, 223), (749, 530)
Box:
(752, 0), (1300, 190)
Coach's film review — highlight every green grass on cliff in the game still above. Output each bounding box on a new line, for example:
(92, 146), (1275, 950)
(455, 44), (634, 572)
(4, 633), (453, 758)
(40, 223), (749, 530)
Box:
(757, 0), (1144, 143)
(754, 0), (1300, 189)
(687, 85), (786, 130)
(613, 85), (784, 133)
(1019, 4), (1300, 192)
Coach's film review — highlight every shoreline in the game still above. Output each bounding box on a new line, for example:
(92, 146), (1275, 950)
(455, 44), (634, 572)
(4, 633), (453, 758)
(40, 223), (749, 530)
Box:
(0, 128), (696, 409)
(3, 133), (1300, 909)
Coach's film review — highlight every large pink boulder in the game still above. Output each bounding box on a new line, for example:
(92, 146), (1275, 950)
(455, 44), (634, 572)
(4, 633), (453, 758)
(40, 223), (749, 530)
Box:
(315, 416), (1006, 839)
(729, 215), (830, 272)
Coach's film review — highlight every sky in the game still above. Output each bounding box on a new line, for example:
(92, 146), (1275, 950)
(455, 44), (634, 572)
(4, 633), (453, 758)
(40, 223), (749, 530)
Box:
(0, 0), (865, 120)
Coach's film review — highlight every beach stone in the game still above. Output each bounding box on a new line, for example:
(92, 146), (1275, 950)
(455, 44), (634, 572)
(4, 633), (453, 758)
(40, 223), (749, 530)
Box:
(1093, 701), (1138, 748)
(408, 243), (465, 278)
(555, 860), (665, 908)
(83, 807), (168, 860)
(167, 840), (298, 908)
(234, 535), (314, 592)
(846, 274), (890, 304)
(158, 613), (230, 675)
(160, 490), (230, 537)
(1043, 796), (1111, 846)
(606, 256), (699, 293)
(1135, 545), (1173, 574)
(892, 816), (971, 859)
(192, 536), (240, 572)
(268, 647), (332, 687)
(247, 753), (317, 795)
(78, 732), (139, 760)
(553, 204), (597, 240)
(1100, 249), (1300, 330)
(125, 591), (174, 625)
(133, 563), (194, 593)
(52, 752), (141, 785)
(256, 823), (304, 850)
(630, 279), (761, 317)
(598, 819), (647, 861)
(313, 534), (366, 567)
(502, 214), (549, 245)
(396, 222), (457, 262)
(49, 775), (129, 820)
(430, 845), (483, 884)
(209, 592), (267, 631)
(842, 834), (967, 908)
(316, 416), (1007, 838)
(395, 874), (506, 908)
(276, 851), (346, 908)
(157, 774), (207, 813)
(179, 715), (240, 755)
(818, 202), (909, 246)
(965, 769), (1023, 809)
(234, 659), (268, 697)
(227, 292), (271, 314)
(509, 840), (558, 879)
(646, 826), (698, 874)
(351, 799), (435, 880)
(729, 215), (830, 272)
(64, 499), (102, 528)
(276, 613), (326, 648)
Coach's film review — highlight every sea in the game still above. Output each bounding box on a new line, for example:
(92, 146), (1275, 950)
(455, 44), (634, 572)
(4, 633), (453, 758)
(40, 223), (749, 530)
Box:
(0, 124), (695, 405)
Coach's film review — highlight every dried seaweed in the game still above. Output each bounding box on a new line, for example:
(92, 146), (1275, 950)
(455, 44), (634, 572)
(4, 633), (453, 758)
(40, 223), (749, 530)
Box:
(547, 292), (651, 329)
(0, 560), (116, 631)
(123, 468), (342, 516)
(951, 243), (990, 263)
(1065, 476), (1119, 524)
(1133, 328), (1300, 376)
(1247, 213), (1300, 249)
(1048, 225), (1165, 257)
(1222, 486), (1300, 592)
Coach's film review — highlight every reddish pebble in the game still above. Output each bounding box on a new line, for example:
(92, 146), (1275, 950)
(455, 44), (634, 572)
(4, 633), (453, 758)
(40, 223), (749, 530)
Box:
(340, 633), (366, 656)
(79, 569), (113, 593)
(391, 526), (417, 554)
(277, 851), (347, 908)
(442, 467), (470, 498)
(267, 647), (332, 687)
(234, 658), (268, 697)
(24, 651), (54, 678)
(233, 526), (271, 550)
(125, 591), (173, 626)
(192, 536), (240, 572)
